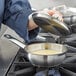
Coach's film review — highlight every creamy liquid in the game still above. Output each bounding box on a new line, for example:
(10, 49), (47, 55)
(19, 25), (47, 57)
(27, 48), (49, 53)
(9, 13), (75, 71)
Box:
(32, 50), (62, 55)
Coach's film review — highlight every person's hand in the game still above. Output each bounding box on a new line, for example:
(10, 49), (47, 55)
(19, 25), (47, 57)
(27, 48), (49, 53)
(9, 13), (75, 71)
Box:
(36, 9), (63, 21)
(48, 10), (63, 21)
(28, 9), (63, 31)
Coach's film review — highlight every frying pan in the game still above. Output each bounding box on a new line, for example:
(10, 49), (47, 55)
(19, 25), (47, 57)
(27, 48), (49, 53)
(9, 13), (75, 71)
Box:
(31, 12), (71, 36)
(4, 34), (67, 67)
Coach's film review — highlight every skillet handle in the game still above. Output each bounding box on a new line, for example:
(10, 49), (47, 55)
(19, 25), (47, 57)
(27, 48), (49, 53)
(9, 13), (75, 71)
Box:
(65, 45), (76, 53)
(4, 34), (26, 49)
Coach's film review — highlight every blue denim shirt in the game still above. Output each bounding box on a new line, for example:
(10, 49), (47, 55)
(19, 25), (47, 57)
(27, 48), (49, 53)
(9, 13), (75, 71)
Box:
(0, 0), (39, 43)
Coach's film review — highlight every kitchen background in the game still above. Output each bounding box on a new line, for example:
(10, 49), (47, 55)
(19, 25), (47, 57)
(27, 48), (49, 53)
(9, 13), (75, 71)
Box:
(29, 0), (76, 9)
(0, 0), (76, 75)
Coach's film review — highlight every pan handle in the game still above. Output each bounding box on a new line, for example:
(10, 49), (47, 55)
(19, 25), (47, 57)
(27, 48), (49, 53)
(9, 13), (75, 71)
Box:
(4, 34), (26, 49)
(64, 44), (76, 53)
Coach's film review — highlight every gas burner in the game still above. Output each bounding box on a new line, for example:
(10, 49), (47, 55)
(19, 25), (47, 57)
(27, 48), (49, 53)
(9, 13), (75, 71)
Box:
(5, 48), (76, 76)
(6, 49), (35, 76)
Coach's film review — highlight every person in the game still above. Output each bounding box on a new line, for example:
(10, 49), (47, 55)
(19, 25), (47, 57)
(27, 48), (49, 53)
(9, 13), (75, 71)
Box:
(0, 0), (63, 43)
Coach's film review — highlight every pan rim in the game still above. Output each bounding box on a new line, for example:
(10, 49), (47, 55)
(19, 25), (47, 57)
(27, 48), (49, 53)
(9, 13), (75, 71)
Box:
(26, 42), (67, 56)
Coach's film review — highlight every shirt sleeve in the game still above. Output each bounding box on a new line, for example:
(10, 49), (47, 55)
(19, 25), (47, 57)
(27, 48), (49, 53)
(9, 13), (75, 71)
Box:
(3, 0), (39, 43)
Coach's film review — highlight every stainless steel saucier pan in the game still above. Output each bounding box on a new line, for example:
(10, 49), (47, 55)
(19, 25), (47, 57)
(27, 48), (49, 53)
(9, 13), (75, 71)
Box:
(4, 34), (67, 67)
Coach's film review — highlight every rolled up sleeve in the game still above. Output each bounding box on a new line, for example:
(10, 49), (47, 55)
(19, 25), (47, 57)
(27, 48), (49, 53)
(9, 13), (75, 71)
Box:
(3, 0), (39, 43)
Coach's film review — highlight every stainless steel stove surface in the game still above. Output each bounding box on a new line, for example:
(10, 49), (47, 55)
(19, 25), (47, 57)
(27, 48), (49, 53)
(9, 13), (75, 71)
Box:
(3, 32), (76, 76)
(3, 29), (76, 76)
(5, 48), (76, 76)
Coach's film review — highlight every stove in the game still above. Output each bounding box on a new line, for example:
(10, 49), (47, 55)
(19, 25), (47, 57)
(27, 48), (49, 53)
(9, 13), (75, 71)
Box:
(4, 31), (76, 76)
(5, 47), (76, 76)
